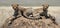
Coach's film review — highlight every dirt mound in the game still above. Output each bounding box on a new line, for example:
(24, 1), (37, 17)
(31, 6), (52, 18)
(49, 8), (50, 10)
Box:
(1, 16), (59, 28)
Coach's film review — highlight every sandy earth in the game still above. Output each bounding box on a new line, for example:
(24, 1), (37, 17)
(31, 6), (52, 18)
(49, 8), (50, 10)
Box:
(1, 16), (60, 28)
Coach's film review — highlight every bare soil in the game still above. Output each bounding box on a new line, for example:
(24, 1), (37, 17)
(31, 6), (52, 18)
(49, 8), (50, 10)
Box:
(1, 16), (60, 28)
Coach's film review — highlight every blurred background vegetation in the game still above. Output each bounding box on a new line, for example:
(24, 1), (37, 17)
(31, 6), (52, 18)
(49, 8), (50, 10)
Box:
(0, 0), (60, 6)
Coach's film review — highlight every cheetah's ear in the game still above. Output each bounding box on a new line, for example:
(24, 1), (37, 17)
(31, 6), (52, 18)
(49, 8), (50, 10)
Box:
(42, 3), (49, 7)
(11, 4), (13, 6)
(17, 4), (19, 6)
(11, 3), (19, 6)
(42, 4), (44, 6)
